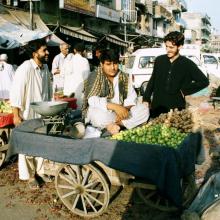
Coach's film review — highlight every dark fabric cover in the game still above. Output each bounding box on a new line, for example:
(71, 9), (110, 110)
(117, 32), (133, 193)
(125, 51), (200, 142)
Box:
(6, 119), (202, 207)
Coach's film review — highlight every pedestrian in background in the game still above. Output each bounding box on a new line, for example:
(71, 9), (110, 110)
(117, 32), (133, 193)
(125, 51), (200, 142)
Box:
(143, 31), (209, 118)
(0, 54), (15, 100)
(51, 43), (70, 93)
(62, 42), (90, 109)
(10, 39), (52, 189)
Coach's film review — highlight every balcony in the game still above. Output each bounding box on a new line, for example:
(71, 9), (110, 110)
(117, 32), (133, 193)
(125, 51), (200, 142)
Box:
(201, 34), (210, 42)
(154, 5), (172, 20)
(202, 14), (211, 25)
(201, 25), (211, 34)
(167, 0), (182, 13)
(179, 0), (187, 12)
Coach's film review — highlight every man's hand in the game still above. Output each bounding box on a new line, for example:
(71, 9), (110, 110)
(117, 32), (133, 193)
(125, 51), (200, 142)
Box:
(107, 103), (129, 120)
(143, 101), (150, 109)
(13, 115), (22, 126)
(12, 107), (22, 126)
(54, 69), (60, 75)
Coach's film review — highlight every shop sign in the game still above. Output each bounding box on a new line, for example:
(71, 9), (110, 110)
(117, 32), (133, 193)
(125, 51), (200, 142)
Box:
(96, 5), (120, 23)
(59, 0), (96, 16)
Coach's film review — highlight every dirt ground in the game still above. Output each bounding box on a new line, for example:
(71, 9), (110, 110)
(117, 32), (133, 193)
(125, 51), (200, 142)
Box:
(0, 95), (220, 220)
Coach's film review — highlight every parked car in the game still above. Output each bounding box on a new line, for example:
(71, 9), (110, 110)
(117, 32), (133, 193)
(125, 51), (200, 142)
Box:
(201, 53), (220, 77)
(125, 46), (208, 90)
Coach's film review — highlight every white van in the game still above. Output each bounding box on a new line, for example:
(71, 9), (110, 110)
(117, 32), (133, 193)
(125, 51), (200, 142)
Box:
(201, 53), (220, 77)
(125, 46), (208, 89)
(125, 48), (166, 89)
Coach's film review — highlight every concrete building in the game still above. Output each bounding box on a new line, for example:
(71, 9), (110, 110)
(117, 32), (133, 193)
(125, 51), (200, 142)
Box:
(151, 0), (187, 46)
(210, 34), (220, 53)
(182, 12), (211, 47)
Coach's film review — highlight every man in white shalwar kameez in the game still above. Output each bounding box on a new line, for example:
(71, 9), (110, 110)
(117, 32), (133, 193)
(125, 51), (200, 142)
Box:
(51, 43), (70, 92)
(82, 49), (149, 134)
(10, 39), (52, 189)
(62, 43), (90, 108)
(0, 54), (15, 100)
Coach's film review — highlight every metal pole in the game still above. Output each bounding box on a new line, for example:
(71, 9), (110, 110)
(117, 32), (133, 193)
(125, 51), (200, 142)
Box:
(124, 23), (127, 42)
(29, 0), (33, 30)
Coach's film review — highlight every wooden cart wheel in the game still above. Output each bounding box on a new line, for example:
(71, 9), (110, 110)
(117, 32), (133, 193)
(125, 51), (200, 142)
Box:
(136, 188), (178, 212)
(0, 131), (8, 167)
(55, 163), (110, 218)
(0, 151), (6, 167)
(136, 174), (197, 212)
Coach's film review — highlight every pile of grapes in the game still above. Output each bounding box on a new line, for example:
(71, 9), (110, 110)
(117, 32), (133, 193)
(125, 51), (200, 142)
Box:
(110, 124), (187, 148)
(148, 109), (194, 133)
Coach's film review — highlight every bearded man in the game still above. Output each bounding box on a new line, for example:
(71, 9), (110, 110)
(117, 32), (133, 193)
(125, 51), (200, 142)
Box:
(143, 31), (209, 118)
(82, 49), (149, 134)
(10, 39), (52, 189)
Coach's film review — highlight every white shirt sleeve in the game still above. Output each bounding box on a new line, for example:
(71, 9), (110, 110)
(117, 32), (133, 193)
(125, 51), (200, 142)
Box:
(10, 64), (28, 111)
(51, 55), (59, 74)
(82, 59), (91, 80)
(88, 96), (108, 111)
(9, 65), (15, 81)
(123, 77), (137, 107)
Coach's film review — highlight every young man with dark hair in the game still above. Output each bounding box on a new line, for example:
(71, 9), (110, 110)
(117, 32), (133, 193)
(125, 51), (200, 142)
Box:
(82, 49), (149, 134)
(143, 31), (209, 118)
(10, 38), (52, 189)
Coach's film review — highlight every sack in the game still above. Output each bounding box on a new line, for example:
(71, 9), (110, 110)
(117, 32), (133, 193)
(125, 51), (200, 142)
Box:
(181, 172), (220, 220)
(201, 200), (220, 220)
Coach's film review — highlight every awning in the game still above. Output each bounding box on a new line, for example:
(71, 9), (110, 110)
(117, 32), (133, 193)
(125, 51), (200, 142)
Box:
(105, 34), (128, 47)
(8, 9), (64, 46)
(0, 16), (49, 49)
(60, 25), (97, 43)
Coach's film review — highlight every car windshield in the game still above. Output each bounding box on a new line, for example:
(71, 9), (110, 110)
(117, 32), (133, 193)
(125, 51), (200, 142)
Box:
(203, 55), (218, 64)
(125, 56), (135, 68)
(138, 56), (156, 69)
(186, 55), (201, 66)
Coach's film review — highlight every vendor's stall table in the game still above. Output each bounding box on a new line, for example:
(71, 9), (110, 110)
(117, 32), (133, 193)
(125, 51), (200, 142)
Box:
(6, 119), (203, 218)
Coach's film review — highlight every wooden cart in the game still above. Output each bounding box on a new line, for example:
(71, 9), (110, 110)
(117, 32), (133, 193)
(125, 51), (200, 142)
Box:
(0, 113), (13, 167)
(6, 118), (201, 218)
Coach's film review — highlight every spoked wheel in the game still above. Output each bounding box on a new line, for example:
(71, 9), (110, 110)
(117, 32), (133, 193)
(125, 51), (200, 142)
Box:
(0, 130), (8, 168)
(0, 151), (6, 167)
(55, 163), (110, 218)
(136, 174), (197, 212)
(136, 188), (178, 212)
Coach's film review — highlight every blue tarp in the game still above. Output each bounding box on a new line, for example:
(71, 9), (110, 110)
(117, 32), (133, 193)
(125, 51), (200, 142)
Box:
(7, 119), (203, 207)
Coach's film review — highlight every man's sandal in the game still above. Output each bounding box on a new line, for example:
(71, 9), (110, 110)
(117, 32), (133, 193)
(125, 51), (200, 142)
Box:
(38, 174), (54, 183)
(28, 178), (40, 190)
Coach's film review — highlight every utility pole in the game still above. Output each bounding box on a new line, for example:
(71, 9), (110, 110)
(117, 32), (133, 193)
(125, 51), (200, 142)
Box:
(29, 0), (33, 30)
(124, 22), (127, 42)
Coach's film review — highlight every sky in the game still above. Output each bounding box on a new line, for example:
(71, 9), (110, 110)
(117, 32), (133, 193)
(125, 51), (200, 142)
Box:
(186, 0), (220, 32)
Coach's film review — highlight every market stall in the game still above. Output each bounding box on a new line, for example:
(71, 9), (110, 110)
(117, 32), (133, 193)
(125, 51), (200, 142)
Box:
(6, 115), (202, 217)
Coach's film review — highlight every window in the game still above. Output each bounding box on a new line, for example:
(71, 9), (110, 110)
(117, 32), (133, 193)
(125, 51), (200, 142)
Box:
(138, 56), (156, 69)
(203, 55), (218, 64)
(125, 56), (135, 69)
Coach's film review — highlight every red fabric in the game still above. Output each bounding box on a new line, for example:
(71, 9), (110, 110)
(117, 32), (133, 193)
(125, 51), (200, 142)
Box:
(0, 113), (14, 127)
(56, 97), (77, 109)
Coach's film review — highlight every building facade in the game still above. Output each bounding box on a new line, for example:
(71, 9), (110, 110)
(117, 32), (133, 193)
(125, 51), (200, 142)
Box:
(1, 0), (214, 50)
(182, 12), (211, 48)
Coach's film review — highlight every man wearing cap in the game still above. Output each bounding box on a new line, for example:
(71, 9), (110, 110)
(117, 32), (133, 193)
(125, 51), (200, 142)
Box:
(0, 54), (15, 100)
